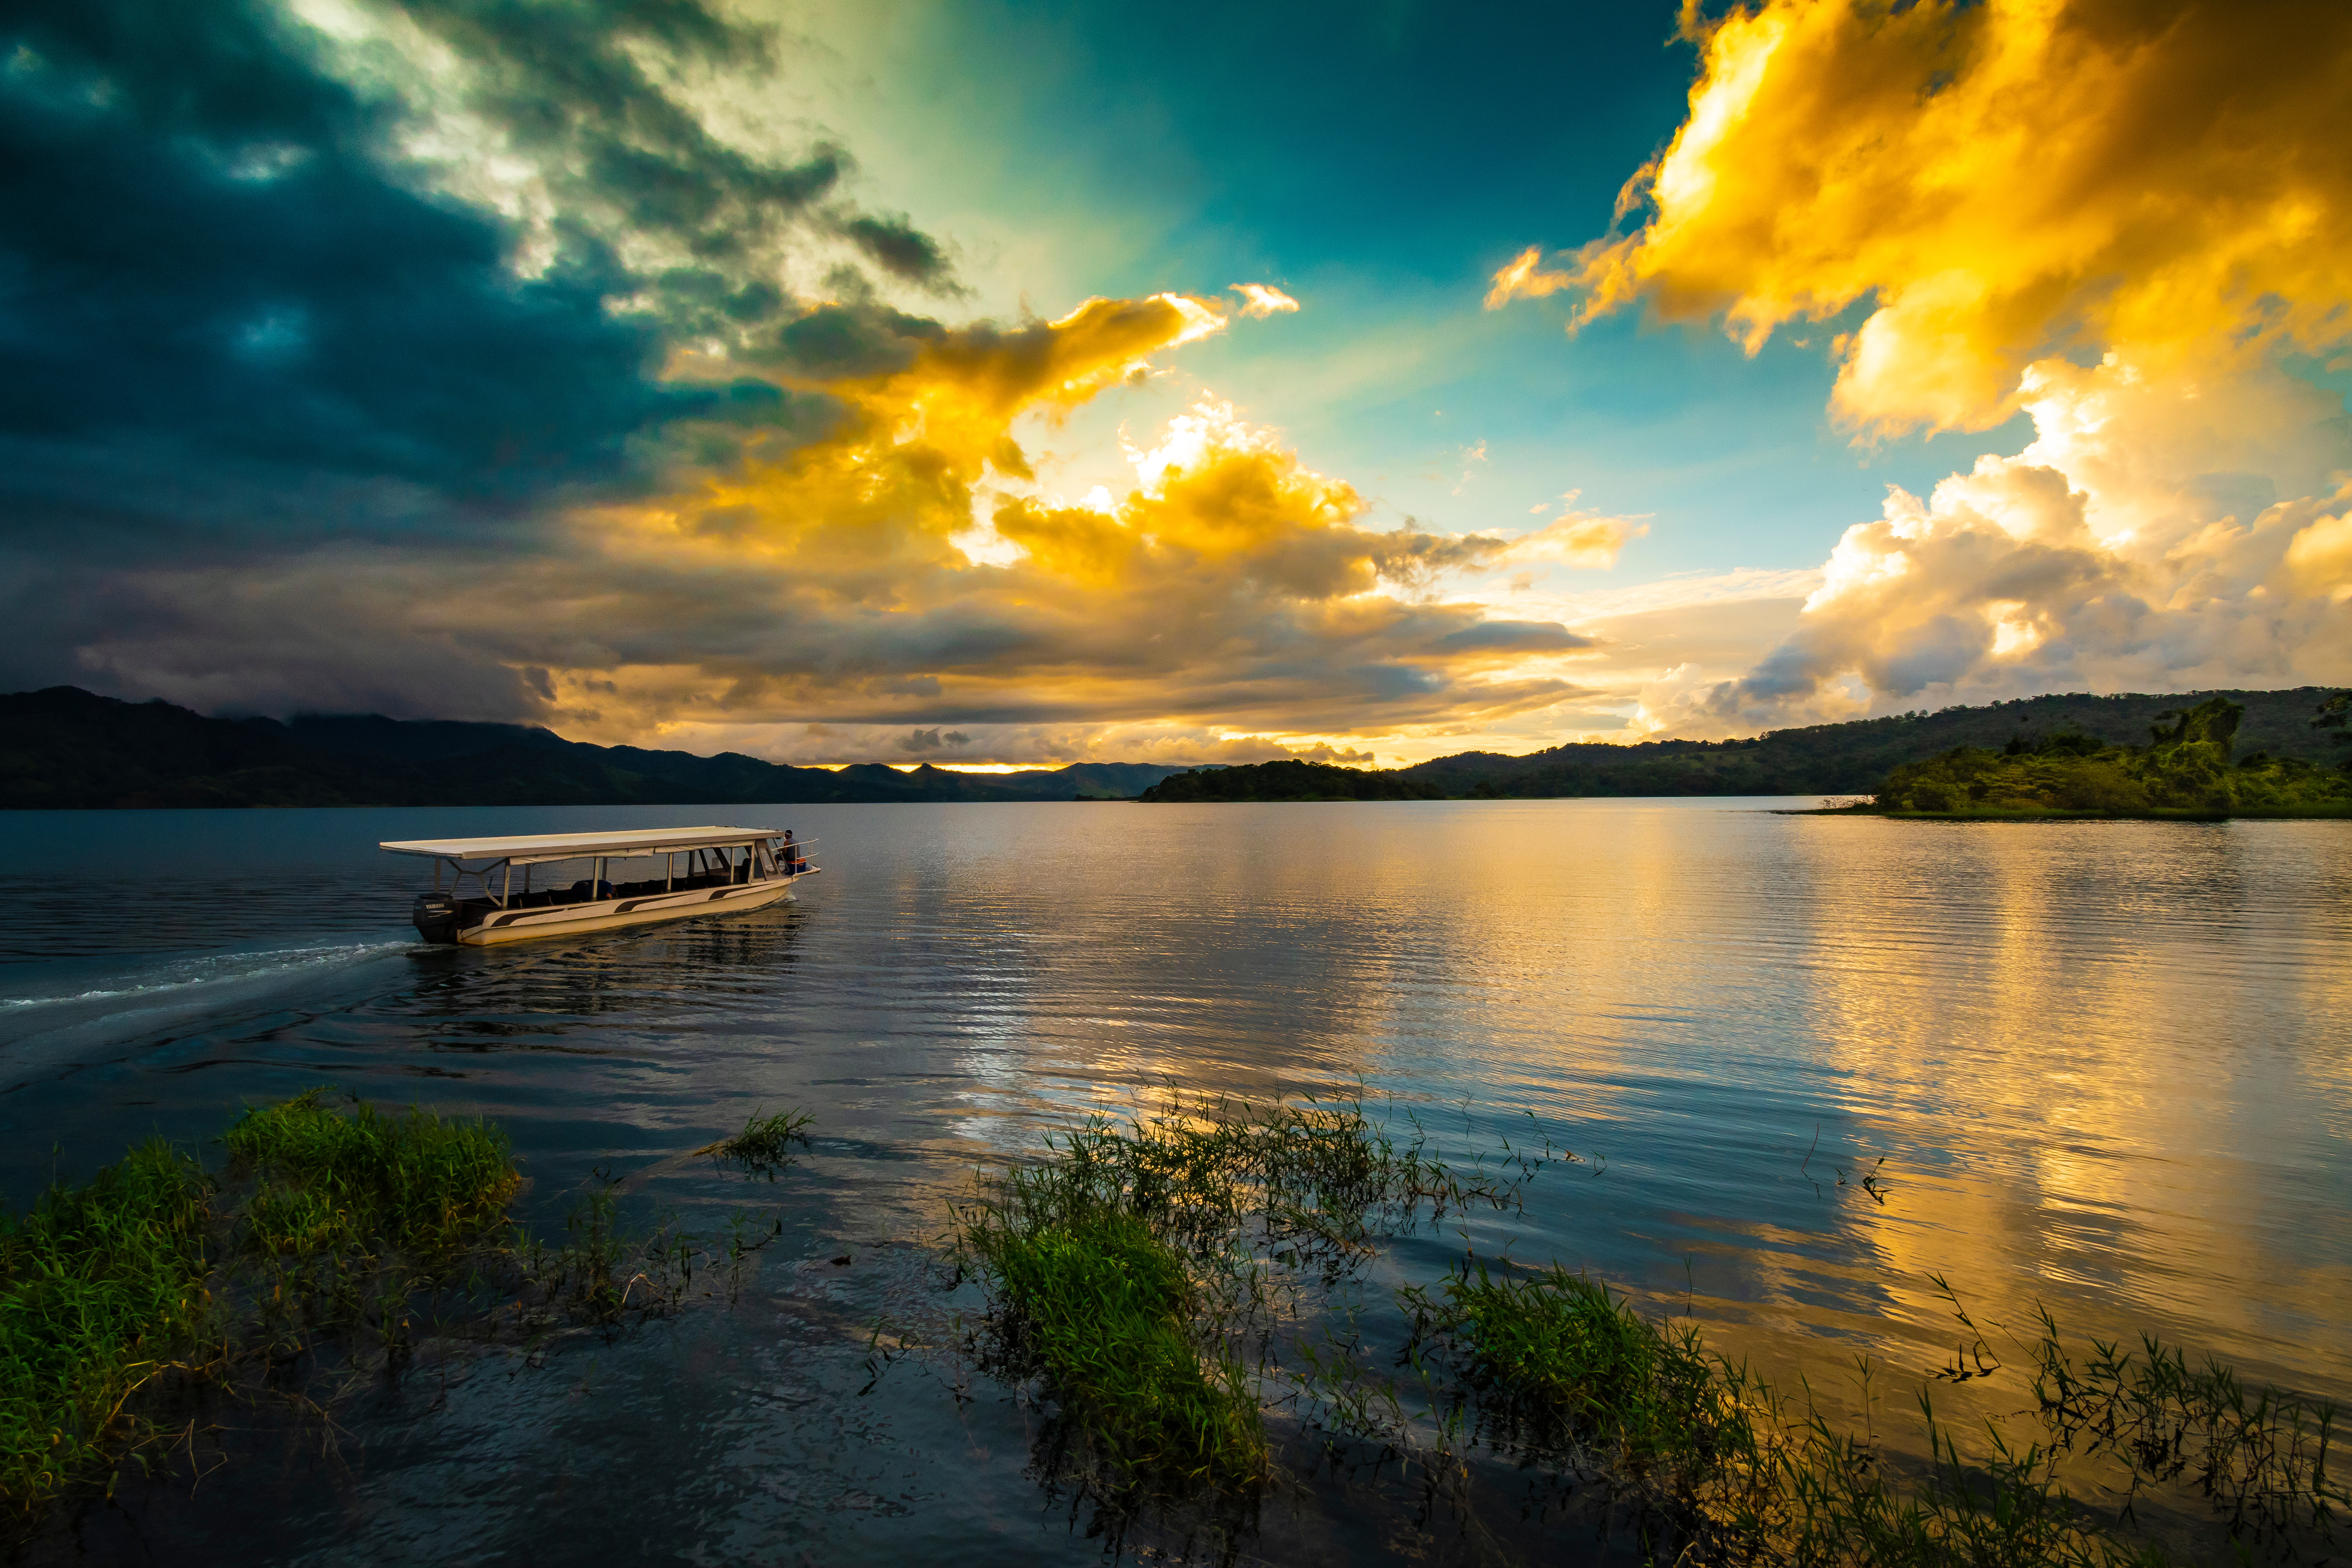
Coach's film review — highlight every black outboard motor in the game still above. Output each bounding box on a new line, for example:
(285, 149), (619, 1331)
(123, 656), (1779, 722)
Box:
(411, 891), (462, 945)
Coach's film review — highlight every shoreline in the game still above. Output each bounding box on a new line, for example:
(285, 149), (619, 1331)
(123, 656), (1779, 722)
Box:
(1793, 802), (2352, 820)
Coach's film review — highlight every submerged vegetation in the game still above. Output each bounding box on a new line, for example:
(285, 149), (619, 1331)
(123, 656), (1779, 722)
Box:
(1385, 1260), (2186, 1566)
(950, 1093), (2347, 1566)
(0, 1092), (808, 1524)
(1870, 696), (2352, 818)
(952, 1093), (1545, 1530)
(695, 1106), (814, 1179)
(13, 1086), (2345, 1563)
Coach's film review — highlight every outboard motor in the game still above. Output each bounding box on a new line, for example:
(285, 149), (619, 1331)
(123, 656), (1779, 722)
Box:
(411, 891), (462, 945)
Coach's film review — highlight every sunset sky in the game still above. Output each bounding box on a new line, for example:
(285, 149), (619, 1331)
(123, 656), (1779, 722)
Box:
(6, 0), (2349, 766)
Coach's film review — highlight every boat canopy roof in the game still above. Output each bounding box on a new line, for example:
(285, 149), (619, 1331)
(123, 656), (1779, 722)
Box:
(379, 826), (789, 866)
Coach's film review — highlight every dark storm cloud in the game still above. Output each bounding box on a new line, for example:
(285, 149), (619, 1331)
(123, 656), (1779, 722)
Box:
(840, 214), (957, 289)
(393, 0), (849, 323)
(770, 302), (948, 379)
(0, 0), (953, 698)
(0, 0), (948, 523)
(5, 3), (598, 504)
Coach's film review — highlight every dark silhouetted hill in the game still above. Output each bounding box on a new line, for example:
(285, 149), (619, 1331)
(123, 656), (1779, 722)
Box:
(13, 685), (2347, 809)
(0, 688), (1193, 808)
(1139, 688), (2350, 801)
(1138, 759), (1444, 802)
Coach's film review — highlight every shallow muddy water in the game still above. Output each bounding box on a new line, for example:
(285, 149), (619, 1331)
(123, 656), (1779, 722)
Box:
(3, 799), (2349, 1563)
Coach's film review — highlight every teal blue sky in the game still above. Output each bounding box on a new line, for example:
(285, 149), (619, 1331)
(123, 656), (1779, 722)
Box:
(787, 0), (2034, 575)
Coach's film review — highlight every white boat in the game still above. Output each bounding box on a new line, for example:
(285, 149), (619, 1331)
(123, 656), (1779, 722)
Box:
(380, 825), (819, 946)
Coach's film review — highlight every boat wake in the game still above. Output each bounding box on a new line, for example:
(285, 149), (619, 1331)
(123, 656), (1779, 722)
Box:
(0, 938), (419, 1073)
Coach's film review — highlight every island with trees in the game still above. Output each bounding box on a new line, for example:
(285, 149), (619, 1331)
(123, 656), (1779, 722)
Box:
(1859, 695), (2352, 818)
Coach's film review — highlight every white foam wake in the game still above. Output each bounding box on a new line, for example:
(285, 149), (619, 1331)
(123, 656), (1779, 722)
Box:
(0, 939), (416, 1015)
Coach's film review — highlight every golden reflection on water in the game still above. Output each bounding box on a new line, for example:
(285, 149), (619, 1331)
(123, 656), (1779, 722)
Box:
(1763, 817), (2352, 1395)
(1000, 800), (2352, 1399)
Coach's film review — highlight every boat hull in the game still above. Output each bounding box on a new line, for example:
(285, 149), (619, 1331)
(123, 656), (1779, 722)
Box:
(433, 874), (807, 946)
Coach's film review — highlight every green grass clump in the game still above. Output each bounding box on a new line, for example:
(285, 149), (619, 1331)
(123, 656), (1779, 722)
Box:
(3, 1092), (520, 1518)
(954, 1092), (1552, 1527)
(2, 1092), (800, 1528)
(974, 1208), (1263, 1492)
(1387, 1259), (2231, 1565)
(1410, 1260), (1727, 1473)
(223, 1089), (517, 1258)
(0, 1141), (213, 1515)
(696, 1107), (813, 1179)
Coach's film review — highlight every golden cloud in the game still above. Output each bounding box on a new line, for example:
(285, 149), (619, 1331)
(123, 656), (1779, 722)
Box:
(73, 291), (1613, 758)
(1500, 0), (2352, 438)
(1499, 498), (1649, 571)
(1476, 0), (2352, 734)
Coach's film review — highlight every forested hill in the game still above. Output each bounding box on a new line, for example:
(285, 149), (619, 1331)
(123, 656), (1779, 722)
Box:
(13, 684), (2347, 809)
(0, 688), (1189, 808)
(1139, 688), (2351, 802)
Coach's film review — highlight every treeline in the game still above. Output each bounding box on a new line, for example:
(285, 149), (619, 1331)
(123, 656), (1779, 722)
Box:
(0, 688), (1185, 808)
(1875, 695), (2352, 816)
(1136, 687), (2351, 803)
(1135, 759), (1445, 803)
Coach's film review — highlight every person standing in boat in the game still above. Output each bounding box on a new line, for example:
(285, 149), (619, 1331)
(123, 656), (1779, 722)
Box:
(783, 831), (806, 874)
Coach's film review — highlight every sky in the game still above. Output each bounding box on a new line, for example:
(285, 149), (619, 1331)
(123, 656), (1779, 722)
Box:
(3, 0), (2349, 766)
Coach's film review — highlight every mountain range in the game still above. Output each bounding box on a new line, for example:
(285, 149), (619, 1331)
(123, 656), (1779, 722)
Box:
(1142, 687), (2351, 801)
(5, 685), (2344, 809)
(0, 688), (1187, 808)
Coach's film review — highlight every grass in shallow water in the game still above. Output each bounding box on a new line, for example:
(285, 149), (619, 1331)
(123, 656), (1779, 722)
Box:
(1396, 1258), (2173, 1565)
(224, 1088), (517, 1258)
(1412, 1260), (1727, 1475)
(973, 1208), (1263, 1493)
(694, 1107), (813, 1179)
(0, 1142), (213, 1516)
(1, 1090), (799, 1524)
(953, 1090), (1554, 1536)
(951, 1094), (2343, 1566)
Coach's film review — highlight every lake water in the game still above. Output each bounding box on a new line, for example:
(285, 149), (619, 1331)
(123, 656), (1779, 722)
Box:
(3, 799), (2349, 1563)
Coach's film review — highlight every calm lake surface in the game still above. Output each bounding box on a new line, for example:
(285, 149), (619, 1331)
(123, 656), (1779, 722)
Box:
(3, 799), (2349, 1563)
